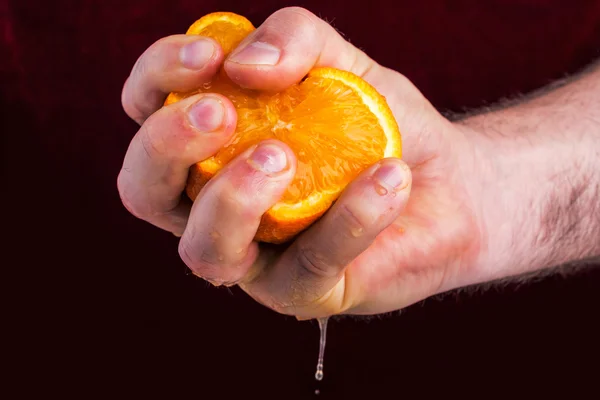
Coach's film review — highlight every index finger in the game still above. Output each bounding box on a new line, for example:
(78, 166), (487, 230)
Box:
(122, 34), (224, 124)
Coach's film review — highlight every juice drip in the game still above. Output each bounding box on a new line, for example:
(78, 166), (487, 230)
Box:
(315, 317), (329, 381)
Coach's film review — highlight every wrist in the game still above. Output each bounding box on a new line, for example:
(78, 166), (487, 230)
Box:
(455, 108), (600, 286)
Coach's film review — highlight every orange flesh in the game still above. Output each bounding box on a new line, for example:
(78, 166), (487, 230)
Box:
(192, 21), (249, 54)
(164, 13), (400, 244)
(172, 74), (387, 204)
(165, 13), (391, 206)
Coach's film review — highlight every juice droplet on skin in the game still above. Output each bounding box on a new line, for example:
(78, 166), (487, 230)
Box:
(315, 317), (329, 381)
(374, 183), (388, 196)
(351, 226), (364, 237)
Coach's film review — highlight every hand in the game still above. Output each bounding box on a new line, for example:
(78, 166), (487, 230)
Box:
(117, 7), (493, 319)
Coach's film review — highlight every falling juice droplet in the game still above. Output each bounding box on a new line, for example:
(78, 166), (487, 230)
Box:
(315, 316), (329, 381)
(315, 367), (323, 381)
(374, 184), (388, 196)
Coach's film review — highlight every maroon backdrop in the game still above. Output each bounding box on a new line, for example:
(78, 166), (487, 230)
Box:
(3, 0), (600, 398)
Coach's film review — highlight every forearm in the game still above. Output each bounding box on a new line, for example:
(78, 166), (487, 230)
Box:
(459, 61), (600, 283)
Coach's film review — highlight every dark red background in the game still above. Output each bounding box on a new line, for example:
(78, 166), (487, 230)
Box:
(3, 0), (600, 398)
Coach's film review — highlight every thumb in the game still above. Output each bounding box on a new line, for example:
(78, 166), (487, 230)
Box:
(224, 6), (378, 91)
(240, 158), (413, 320)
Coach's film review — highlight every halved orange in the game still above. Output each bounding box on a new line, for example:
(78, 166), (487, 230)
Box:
(165, 12), (402, 244)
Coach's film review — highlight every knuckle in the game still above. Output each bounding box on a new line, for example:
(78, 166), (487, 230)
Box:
(137, 35), (186, 78)
(178, 239), (196, 270)
(266, 6), (320, 39)
(178, 238), (236, 284)
(116, 170), (146, 219)
(295, 246), (335, 279)
(139, 121), (167, 160)
(121, 77), (133, 112)
(178, 239), (213, 275)
(277, 6), (318, 22)
(134, 37), (168, 77)
(121, 78), (144, 125)
(132, 51), (152, 84)
(133, 35), (188, 86)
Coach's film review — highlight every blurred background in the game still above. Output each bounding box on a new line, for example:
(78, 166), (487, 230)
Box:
(3, 0), (599, 398)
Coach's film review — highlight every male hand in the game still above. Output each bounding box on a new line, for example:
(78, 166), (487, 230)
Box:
(119, 7), (600, 319)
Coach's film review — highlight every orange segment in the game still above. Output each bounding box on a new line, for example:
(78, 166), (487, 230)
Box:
(166, 12), (402, 244)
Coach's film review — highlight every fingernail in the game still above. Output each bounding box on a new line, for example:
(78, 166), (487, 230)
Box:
(188, 97), (224, 132)
(248, 143), (288, 174)
(180, 39), (215, 69)
(373, 161), (406, 190)
(228, 41), (281, 65)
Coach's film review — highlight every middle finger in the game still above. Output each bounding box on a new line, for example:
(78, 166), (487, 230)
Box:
(178, 140), (297, 285)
